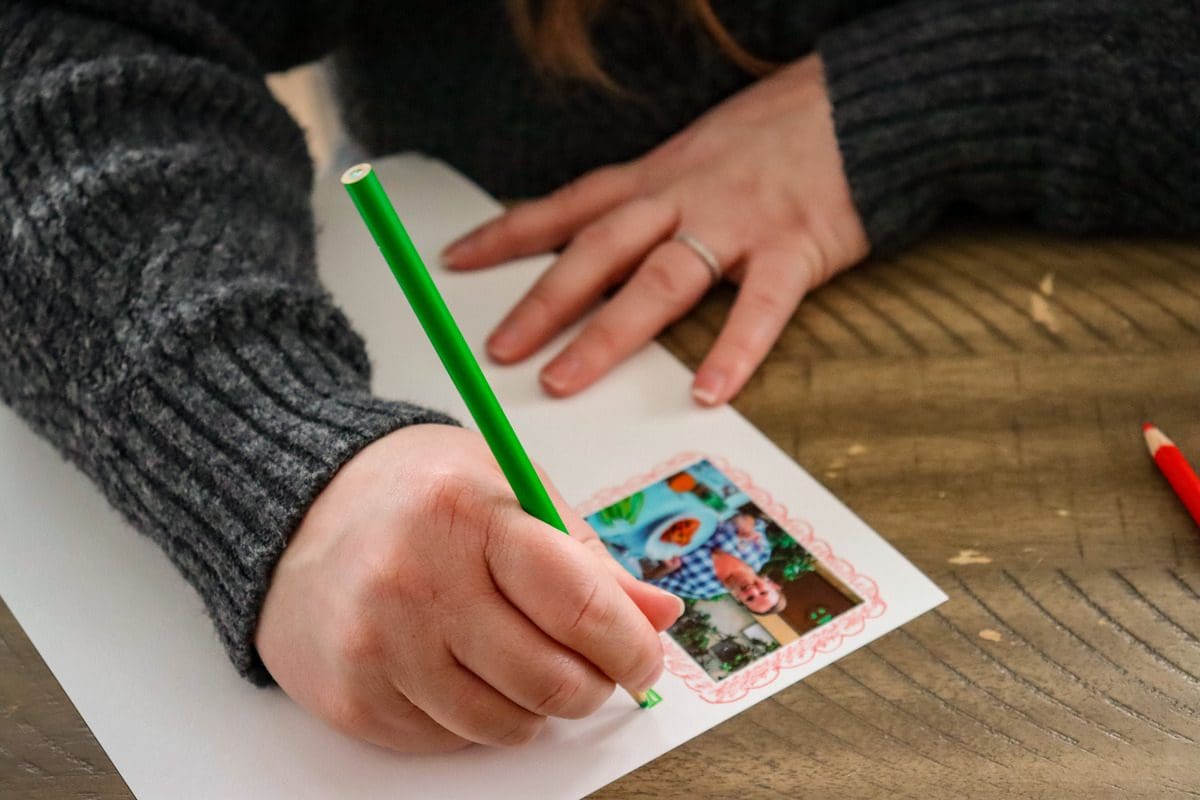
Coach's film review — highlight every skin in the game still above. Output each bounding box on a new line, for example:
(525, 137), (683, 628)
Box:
(258, 51), (854, 753)
(442, 54), (869, 406)
(712, 550), (785, 614)
(256, 425), (684, 752)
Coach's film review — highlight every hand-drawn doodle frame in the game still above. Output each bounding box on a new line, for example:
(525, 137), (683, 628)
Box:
(577, 452), (887, 704)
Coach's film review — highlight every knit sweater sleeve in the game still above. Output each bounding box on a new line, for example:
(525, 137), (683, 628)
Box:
(817, 0), (1200, 252)
(0, 1), (455, 683)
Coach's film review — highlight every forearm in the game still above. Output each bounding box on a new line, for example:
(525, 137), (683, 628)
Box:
(0, 1), (453, 682)
(818, 0), (1200, 251)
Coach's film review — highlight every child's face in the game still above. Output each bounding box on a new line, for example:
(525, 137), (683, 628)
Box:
(733, 575), (783, 614)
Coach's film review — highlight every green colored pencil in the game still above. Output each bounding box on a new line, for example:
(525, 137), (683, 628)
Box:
(341, 163), (661, 711)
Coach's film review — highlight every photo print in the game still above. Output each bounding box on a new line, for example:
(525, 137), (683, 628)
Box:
(585, 458), (869, 691)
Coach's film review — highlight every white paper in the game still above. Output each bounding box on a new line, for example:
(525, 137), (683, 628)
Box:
(0, 154), (946, 799)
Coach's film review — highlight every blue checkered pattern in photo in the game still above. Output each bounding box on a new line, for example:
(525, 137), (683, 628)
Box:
(649, 518), (771, 599)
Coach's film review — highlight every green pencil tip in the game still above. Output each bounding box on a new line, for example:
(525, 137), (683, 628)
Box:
(638, 688), (663, 709)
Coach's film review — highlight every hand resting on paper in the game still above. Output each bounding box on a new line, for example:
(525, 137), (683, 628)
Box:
(255, 424), (684, 752)
(442, 54), (869, 406)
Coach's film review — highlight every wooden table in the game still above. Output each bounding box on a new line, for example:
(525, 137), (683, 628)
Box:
(2, 225), (1198, 798)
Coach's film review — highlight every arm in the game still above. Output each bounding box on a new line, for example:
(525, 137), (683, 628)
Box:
(1, 2), (682, 750)
(439, 1), (1199, 407)
(819, 0), (1200, 251)
(0, 0), (452, 682)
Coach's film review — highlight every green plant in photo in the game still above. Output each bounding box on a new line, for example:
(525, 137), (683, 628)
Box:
(713, 636), (780, 674)
(668, 600), (719, 659)
(808, 605), (834, 626)
(763, 525), (817, 582)
(594, 491), (645, 527)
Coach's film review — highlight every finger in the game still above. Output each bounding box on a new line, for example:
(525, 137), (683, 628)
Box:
(442, 166), (640, 269)
(317, 670), (472, 754)
(450, 600), (615, 719)
(596, 552), (684, 632)
(487, 197), (678, 363)
(353, 695), (473, 754)
(538, 474), (685, 633)
(539, 236), (735, 397)
(486, 511), (665, 694)
(403, 655), (547, 748)
(692, 245), (809, 406)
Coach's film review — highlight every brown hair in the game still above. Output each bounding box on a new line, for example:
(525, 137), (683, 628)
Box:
(506, 0), (775, 85)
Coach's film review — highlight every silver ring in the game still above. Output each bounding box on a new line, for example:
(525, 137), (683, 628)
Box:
(674, 232), (723, 286)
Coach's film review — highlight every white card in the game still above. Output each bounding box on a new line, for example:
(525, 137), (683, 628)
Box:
(0, 154), (946, 799)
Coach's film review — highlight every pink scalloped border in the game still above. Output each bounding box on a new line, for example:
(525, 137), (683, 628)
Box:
(577, 452), (886, 704)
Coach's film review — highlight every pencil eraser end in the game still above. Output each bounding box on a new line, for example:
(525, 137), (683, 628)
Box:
(341, 163), (373, 185)
(1142, 422), (1154, 433)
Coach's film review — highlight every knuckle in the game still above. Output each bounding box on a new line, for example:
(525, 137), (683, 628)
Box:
(349, 547), (405, 608)
(573, 219), (619, 251)
(424, 736), (474, 754)
(552, 174), (596, 207)
(793, 237), (832, 286)
(727, 171), (765, 201)
(623, 636), (665, 691)
(640, 259), (691, 304)
(578, 164), (637, 197)
(383, 703), (474, 753)
(455, 685), (544, 747)
(627, 194), (671, 222)
(427, 473), (483, 533)
(531, 670), (587, 718)
(326, 692), (373, 737)
(716, 336), (760, 369)
(335, 617), (385, 666)
(491, 206), (532, 240)
(496, 715), (545, 747)
(741, 285), (791, 321)
(648, 130), (697, 165)
(580, 318), (623, 359)
(352, 527), (426, 606)
(563, 578), (617, 640)
(521, 284), (562, 327)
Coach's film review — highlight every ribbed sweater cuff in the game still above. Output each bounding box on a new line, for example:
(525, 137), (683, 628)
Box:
(819, 5), (1056, 253)
(113, 318), (456, 684)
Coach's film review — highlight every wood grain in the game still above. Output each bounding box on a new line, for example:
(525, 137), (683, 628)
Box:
(2, 224), (1198, 799)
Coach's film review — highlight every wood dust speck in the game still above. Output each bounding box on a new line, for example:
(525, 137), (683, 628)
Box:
(1056, 509), (1071, 517)
(829, 458), (847, 470)
(949, 549), (992, 565)
(847, 443), (867, 456)
(978, 629), (1003, 642)
(825, 471), (840, 480)
(1030, 293), (1061, 334)
(1039, 272), (1055, 296)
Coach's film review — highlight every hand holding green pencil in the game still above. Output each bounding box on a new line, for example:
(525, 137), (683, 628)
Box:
(257, 426), (678, 751)
(253, 164), (678, 754)
(341, 162), (667, 709)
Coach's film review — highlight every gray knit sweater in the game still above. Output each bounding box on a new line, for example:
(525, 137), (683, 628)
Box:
(2, 0), (1197, 683)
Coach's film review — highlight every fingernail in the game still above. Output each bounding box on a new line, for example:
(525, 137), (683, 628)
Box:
(540, 353), (582, 394)
(692, 369), (726, 406)
(661, 590), (685, 619)
(440, 241), (466, 269)
(487, 326), (521, 360)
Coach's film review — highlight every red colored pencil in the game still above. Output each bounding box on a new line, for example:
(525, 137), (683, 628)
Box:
(1143, 423), (1200, 528)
